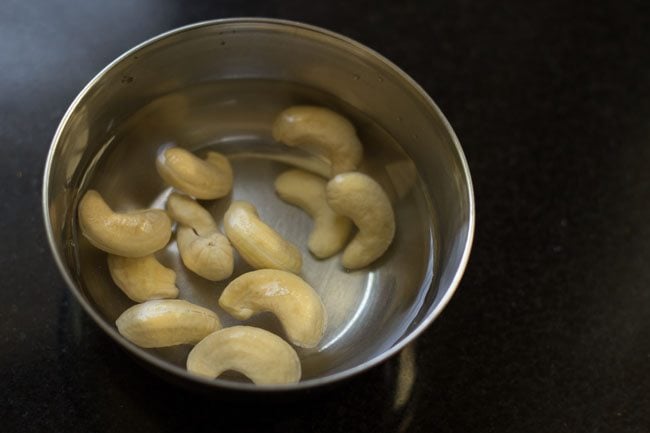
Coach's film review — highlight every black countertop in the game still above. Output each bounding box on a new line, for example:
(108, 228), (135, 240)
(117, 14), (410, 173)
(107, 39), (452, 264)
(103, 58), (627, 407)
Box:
(2, 1), (649, 432)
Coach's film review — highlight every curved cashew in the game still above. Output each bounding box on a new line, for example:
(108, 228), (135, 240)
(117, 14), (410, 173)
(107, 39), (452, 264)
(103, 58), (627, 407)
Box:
(219, 269), (327, 348)
(166, 193), (234, 281)
(274, 169), (352, 258)
(156, 146), (233, 199)
(187, 326), (301, 385)
(326, 172), (395, 269)
(165, 192), (218, 236)
(116, 299), (221, 348)
(223, 201), (302, 273)
(78, 190), (172, 257)
(272, 106), (363, 176)
(107, 254), (179, 302)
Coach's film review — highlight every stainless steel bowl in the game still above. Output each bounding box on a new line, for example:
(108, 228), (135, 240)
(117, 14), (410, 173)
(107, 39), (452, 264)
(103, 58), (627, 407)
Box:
(43, 18), (474, 391)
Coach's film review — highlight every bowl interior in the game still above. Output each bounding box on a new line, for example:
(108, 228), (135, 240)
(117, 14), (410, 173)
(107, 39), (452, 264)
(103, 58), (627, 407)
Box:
(44, 19), (473, 389)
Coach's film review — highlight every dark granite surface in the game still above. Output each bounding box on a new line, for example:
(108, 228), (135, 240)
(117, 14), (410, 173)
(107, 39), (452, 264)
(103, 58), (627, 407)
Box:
(2, 1), (649, 432)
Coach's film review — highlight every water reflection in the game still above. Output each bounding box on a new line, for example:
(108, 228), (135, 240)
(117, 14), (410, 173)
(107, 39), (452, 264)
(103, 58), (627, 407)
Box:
(393, 345), (417, 410)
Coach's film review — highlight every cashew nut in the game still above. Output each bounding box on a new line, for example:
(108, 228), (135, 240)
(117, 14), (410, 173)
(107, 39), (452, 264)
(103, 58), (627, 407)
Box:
(166, 193), (234, 281)
(78, 190), (172, 257)
(274, 169), (352, 259)
(165, 192), (218, 236)
(272, 106), (363, 176)
(219, 269), (327, 348)
(223, 201), (302, 273)
(187, 326), (301, 385)
(107, 254), (179, 302)
(115, 299), (221, 348)
(326, 172), (396, 269)
(156, 146), (233, 199)
(175, 227), (234, 281)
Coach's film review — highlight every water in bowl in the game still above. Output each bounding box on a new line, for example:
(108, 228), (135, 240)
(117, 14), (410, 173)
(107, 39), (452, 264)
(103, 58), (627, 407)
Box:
(74, 79), (436, 381)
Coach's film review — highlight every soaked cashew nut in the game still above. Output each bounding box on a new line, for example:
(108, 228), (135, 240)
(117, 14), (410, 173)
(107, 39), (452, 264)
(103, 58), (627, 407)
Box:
(224, 201), (302, 273)
(272, 106), (363, 176)
(116, 299), (221, 348)
(156, 146), (233, 199)
(165, 192), (218, 236)
(166, 193), (234, 281)
(326, 172), (396, 269)
(108, 254), (179, 302)
(78, 190), (172, 257)
(274, 169), (352, 259)
(176, 227), (234, 281)
(219, 269), (327, 348)
(187, 326), (301, 385)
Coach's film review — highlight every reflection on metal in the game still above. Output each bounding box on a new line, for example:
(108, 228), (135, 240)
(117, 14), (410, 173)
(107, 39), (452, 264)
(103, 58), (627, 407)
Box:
(385, 159), (417, 201)
(397, 409), (415, 433)
(320, 271), (374, 351)
(63, 106), (89, 183)
(393, 344), (416, 410)
(359, 157), (417, 205)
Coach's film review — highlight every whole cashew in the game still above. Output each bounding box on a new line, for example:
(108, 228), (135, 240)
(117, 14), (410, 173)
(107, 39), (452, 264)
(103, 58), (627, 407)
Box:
(176, 228), (234, 281)
(274, 169), (352, 259)
(223, 201), (302, 274)
(78, 190), (172, 257)
(107, 254), (179, 302)
(156, 146), (233, 199)
(187, 326), (301, 385)
(219, 269), (327, 348)
(165, 192), (218, 236)
(116, 299), (221, 348)
(166, 193), (234, 281)
(272, 106), (363, 176)
(326, 172), (396, 269)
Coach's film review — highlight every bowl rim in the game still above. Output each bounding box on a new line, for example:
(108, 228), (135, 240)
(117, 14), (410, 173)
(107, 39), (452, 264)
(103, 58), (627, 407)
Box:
(42, 17), (475, 392)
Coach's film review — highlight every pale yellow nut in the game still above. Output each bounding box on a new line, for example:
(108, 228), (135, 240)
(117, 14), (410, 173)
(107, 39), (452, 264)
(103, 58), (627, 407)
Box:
(107, 254), (179, 302)
(176, 226), (234, 281)
(116, 299), (221, 348)
(78, 190), (172, 258)
(156, 146), (233, 199)
(165, 193), (234, 281)
(272, 106), (363, 176)
(187, 326), (301, 385)
(274, 169), (352, 259)
(165, 192), (218, 236)
(326, 172), (395, 269)
(219, 269), (327, 348)
(223, 201), (302, 273)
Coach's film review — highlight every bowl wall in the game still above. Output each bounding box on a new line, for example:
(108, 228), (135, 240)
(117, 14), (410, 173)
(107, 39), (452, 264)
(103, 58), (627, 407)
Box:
(43, 18), (474, 390)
